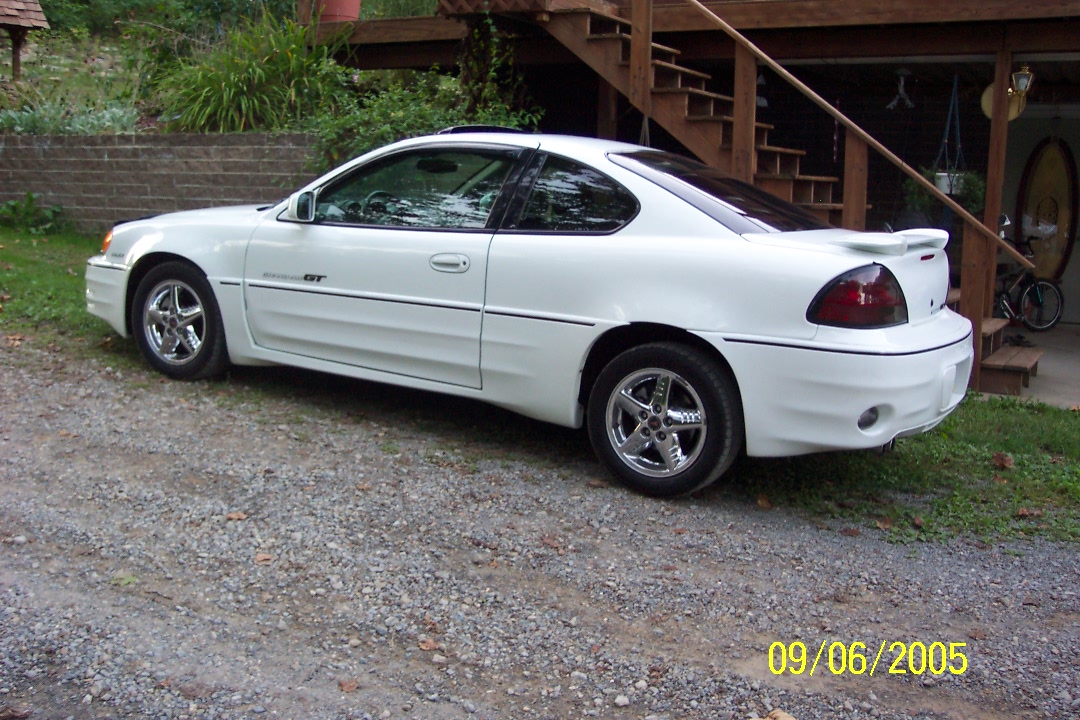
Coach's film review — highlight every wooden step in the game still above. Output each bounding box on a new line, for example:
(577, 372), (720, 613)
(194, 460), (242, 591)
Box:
(946, 287), (961, 311)
(652, 86), (735, 117)
(980, 316), (1009, 356)
(686, 115), (771, 146)
(588, 33), (682, 64)
(756, 145), (805, 176)
(980, 345), (1044, 395)
(756, 173), (838, 204)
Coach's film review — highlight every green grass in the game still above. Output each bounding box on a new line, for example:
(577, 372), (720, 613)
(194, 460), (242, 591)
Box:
(2, 225), (1078, 543)
(725, 398), (1080, 543)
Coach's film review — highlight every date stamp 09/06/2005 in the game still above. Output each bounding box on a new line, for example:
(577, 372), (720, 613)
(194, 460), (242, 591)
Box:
(768, 641), (969, 678)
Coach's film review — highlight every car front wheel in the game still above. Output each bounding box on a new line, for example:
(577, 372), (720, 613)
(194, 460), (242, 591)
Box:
(587, 343), (743, 498)
(132, 261), (228, 380)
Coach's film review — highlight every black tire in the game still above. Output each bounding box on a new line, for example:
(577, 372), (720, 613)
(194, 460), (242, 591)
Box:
(586, 342), (743, 498)
(131, 261), (229, 380)
(1019, 279), (1063, 332)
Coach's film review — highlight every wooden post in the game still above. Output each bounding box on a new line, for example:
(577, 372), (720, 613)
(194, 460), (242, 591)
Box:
(629, 0), (653, 117)
(9, 27), (28, 81)
(983, 51), (1013, 313)
(597, 78), (618, 140)
(960, 222), (989, 389)
(841, 130), (868, 231)
(731, 43), (757, 183)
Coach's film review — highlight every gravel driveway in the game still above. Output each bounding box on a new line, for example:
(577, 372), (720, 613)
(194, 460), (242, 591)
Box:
(1, 344), (1078, 720)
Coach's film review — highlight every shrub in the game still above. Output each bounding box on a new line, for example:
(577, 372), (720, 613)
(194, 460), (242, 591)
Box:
(153, 11), (350, 132)
(0, 193), (67, 234)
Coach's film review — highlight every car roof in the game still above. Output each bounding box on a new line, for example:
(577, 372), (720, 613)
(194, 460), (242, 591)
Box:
(391, 131), (647, 157)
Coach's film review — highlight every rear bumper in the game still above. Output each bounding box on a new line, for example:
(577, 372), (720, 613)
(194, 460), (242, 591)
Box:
(710, 325), (974, 457)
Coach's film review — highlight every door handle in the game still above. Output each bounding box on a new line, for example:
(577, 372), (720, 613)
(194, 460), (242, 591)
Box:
(429, 253), (471, 273)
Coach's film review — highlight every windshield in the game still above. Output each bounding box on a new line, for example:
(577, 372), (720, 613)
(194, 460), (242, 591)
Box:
(609, 150), (829, 234)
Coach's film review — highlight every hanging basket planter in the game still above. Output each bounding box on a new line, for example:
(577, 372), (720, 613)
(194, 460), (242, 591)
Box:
(934, 171), (964, 196)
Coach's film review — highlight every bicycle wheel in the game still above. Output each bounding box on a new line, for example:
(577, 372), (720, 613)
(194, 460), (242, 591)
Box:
(1019, 279), (1063, 331)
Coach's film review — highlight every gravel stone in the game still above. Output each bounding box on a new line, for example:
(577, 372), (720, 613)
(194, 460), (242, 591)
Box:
(1, 346), (1078, 719)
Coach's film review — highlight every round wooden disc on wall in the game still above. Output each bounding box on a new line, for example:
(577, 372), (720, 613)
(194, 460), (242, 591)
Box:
(1015, 138), (1078, 280)
(980, 84), (1024, 121)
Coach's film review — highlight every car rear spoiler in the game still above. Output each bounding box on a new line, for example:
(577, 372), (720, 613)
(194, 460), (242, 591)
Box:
(828, 228), (949, 255)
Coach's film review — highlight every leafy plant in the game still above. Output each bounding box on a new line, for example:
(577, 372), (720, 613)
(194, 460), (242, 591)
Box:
(0, 193), (67, 234)
(0, 99), (138, 135)
(307, 18), (542, 172)
(903, 167), (986, 217)
(154, 11), (352, 132)
(308, 71), (541, 170)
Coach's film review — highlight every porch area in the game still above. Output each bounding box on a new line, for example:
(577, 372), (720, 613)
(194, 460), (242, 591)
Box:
(310, 0), (1080, 397)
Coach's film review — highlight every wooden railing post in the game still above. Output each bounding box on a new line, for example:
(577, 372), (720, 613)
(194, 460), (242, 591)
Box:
(630, 0), (653, 117)
(598, 79), (618, 139)
(983, 51), (1013, 312)
(731, 43), (757, 183)
(960, 223), (989, 388)
(841, 130), (868, 231)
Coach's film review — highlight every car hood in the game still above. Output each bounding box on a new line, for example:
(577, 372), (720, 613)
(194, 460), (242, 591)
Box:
(121, 204), (275, 229)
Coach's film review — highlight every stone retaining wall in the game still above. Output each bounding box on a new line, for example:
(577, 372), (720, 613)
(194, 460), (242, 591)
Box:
(0, 133), (318, 232)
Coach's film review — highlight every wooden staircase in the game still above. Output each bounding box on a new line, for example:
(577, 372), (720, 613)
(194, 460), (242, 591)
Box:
(541, 8), (844, 223)
(946, 291), (1043, 395)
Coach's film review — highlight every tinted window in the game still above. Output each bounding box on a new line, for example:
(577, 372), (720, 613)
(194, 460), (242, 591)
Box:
(609, 150), (828, 234)
(316, 147), (519, 230)
(516, 155), (638, 233)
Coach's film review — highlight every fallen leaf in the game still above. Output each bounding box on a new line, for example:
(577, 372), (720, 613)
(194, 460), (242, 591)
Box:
(756, 494), (772, 510)
(587, 478), (609, 489)
(767, 711), (797, 720)
(991, 475), (1008, 485)
(0, 293), (9, 301)
(1016, 507), (1043, 518)
(968, 627), (986, 640)
(338, 679), (359, 693)
(418, 638), (440, 651)
(1071, 405), (1080, 412)
(992, 452), (1015, 469)
(356, 483), (371, 491)
(0, 706), (33, 720)
(1022, 595), (1040, 607)
(254, 553), (274, 565)
(66, 268), (76, 276)
(840, 527), (861, 537)
(226, 511), (248, 521)
(673, 527), (688, 535)
(540, 535), (563, 549)
(913, 516), (925, 529)
(875, 517), (893, 531)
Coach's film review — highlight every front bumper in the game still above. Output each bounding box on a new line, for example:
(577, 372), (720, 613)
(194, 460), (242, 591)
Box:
(711, 326), (974, 457)
(86, 257), (130, 337)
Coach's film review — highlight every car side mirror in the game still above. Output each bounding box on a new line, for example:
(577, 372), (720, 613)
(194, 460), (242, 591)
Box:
(286, 191), (315, 222)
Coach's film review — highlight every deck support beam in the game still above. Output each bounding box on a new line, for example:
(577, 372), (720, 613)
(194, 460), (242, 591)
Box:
(841, 130), (868, 231)
(629, 0), (653, 117)
(598, 78), (619, 139)
(731, 42), (757, 183)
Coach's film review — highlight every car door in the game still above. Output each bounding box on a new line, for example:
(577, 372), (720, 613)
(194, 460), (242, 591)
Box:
(243, 144), (525, 389)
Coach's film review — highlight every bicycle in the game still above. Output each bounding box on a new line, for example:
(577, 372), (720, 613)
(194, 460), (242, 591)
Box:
(994, 236), (1064, 332)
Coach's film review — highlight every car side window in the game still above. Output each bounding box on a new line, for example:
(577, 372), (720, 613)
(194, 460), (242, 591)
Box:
(516, 155), (638, 233)
(315, 147), (520, 230)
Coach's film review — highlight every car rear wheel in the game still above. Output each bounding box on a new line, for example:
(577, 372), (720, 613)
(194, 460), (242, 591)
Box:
(132, 262), (228, 380)
(587, 343), (743, 497)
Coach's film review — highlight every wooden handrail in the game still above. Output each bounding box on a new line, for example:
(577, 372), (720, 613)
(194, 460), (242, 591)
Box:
(679, 0), (1034, 269)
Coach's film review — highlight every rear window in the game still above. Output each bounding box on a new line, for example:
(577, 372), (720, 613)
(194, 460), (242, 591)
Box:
(609, 150), (829, 234)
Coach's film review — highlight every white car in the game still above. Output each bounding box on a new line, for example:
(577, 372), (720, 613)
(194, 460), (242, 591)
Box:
(86, 131), (973, 497)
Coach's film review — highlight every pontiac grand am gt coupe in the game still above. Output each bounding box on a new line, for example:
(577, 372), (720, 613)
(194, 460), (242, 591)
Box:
(86, 131), (973, 497)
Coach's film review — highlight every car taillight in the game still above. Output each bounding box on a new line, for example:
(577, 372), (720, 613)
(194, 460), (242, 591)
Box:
(807, 265), (908, 328)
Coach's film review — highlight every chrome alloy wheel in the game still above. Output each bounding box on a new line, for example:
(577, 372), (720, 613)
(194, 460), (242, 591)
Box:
(604, 367), (708, 478)
(142, 279), (207, 366)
